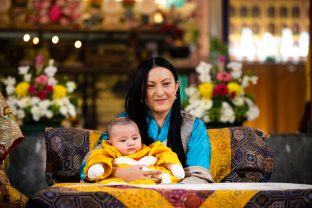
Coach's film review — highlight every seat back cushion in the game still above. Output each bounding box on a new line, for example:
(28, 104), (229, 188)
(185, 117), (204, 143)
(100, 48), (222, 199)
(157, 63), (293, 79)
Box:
(209, 127), (274, 182)
(45, 127), (103, 185)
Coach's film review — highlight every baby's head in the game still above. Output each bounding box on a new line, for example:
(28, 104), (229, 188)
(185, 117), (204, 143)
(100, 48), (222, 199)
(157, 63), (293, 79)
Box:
(106, 117), (142, 155)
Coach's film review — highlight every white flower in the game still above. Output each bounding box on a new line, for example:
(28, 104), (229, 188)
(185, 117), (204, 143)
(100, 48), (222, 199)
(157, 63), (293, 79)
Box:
(227, 62), (242, 79)
(24, 74), (32, 82)
(247, 105), (260, 121)
(242, 75), (258, 88)
(203, 115), (210, 123)
(48, 77), (57, 85)
(198, 74), (211, 83)
(45, 110), (53, 119)
(2, 76), (16, 87)
(18, 66), (30, 75)
(68, 104), (76, 117)
(16, 110), (25, 119)
(185, 86), (199, 100)
(245, 98), (260, 120)
(5, 86), (15, 95)
(31, 106), (41, 121)
(220, 102), (235, 123)
(48, 59), (55, 66)
(200, 99), (213, 110)
(66, 82), (76, 93)
(250, 76), (258, 85)
(196, 61), (212, 75)
(233, 97), (244, 106)
(17, 97), (30, 108)
(39, 100), (51, 110)
(185, 100), (206, 118)
(60, 105), (68, 116)
(31, 97), (40, 105)
(196, 62), (212, 82)
(44, 65), (57, 77)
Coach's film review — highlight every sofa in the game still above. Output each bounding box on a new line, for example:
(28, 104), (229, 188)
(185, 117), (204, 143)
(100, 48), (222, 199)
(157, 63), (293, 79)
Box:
(26, 126), (278, 207)
(1, 124), (312, 207)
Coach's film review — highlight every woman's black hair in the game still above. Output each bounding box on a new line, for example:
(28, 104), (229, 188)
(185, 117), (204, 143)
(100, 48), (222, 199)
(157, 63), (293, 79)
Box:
(125, 57), (186, 167)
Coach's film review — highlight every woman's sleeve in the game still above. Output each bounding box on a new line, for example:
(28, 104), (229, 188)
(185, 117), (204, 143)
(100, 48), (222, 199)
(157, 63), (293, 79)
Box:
(185, 118), (211, 169)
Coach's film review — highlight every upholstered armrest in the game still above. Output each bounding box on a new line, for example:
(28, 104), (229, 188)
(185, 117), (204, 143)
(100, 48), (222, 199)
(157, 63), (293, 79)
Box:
(209, 127), (273, 182)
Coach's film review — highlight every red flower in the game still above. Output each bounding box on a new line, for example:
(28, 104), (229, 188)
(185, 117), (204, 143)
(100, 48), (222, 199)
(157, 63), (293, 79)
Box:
(28, 85), (36, 94)
(37, 90), (48, 100)
(45, 85), (53, 92)
(213, 84), (228, 96)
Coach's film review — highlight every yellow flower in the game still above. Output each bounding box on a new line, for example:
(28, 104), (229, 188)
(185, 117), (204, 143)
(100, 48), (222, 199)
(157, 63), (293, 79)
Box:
(227, 82), (241, 97)
(198, 82), (214, 99)
(53, 85), (67, 99)
(15, 82), (30, 97)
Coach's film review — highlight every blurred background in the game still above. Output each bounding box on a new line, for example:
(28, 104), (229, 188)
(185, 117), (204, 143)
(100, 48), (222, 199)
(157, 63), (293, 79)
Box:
(0, 0), (310, 134)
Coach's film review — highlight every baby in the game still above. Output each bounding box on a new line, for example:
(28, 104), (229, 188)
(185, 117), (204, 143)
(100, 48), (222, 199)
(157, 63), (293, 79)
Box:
(84, 117), (185, 184)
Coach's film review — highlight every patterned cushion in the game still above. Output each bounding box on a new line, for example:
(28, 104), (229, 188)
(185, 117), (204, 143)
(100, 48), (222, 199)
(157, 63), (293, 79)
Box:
(45, 127), (103, 185)
(209, 127), (273, 182)
(0, 92), (24, 163)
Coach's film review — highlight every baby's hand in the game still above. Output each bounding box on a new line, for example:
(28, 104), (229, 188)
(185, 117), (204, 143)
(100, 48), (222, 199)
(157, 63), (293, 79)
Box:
(87, 164), (104, 180)
(169, 164), (185, 179)
(138, 156), (158, 166)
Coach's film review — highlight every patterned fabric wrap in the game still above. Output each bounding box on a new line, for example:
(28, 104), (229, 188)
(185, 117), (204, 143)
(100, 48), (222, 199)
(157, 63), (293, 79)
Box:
(45, 127), (103, 185)
(45, 126), (272, 185)
(209, 127), (273, 183)
(0, 92), (24, 162)
(0, 165), (28, 207)
(28, 184), (312, 208)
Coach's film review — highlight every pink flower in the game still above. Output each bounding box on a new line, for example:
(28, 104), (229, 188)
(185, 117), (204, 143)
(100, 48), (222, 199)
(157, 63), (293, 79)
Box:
(213, 84), (228, 96)
(35, 75), (49, 85)
(219, 55), (226, 64)
(49, 4), (62, 22)
(217, 72), (232, 82)
(36, 55), (45, 69)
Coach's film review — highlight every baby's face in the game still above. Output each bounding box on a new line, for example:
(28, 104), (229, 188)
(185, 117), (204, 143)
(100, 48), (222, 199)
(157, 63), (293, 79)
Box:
(109, 123), (142, 155)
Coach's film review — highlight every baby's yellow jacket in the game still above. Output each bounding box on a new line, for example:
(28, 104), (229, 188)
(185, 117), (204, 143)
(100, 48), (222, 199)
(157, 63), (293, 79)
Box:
(84, 141), (183, 184)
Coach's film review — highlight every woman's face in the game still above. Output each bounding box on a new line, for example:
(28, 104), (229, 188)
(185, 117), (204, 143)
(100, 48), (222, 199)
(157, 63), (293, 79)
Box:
(146, 66), (179, 117)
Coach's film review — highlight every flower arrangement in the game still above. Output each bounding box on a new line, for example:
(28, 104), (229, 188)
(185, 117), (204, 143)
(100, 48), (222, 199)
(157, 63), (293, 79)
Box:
(184, 56), (260, 125)
(1, 55), (77, 126)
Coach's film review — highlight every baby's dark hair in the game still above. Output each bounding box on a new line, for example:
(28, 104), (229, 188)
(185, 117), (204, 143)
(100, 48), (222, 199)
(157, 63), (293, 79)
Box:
(106, 117), (138, 138)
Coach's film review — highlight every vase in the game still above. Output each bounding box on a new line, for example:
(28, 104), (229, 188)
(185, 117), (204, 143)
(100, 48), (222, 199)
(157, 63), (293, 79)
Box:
(205, 122), (243, 129)
(8, 124), (51, 196)
(21, 123), (61, 134)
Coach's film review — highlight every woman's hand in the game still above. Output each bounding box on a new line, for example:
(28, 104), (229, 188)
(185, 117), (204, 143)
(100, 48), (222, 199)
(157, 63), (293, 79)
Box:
(112, 165), (162, 183)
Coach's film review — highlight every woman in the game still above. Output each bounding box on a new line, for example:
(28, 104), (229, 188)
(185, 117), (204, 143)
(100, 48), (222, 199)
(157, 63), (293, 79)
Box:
(81, 57), (212, 183)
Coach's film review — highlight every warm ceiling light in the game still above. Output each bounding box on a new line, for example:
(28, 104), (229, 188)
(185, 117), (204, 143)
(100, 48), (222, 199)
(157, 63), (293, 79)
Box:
(23, 34), (30, 42)
(52, 35), (59, 44)
(33, 37), (39, 45)
(74, 40), (82, 48)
